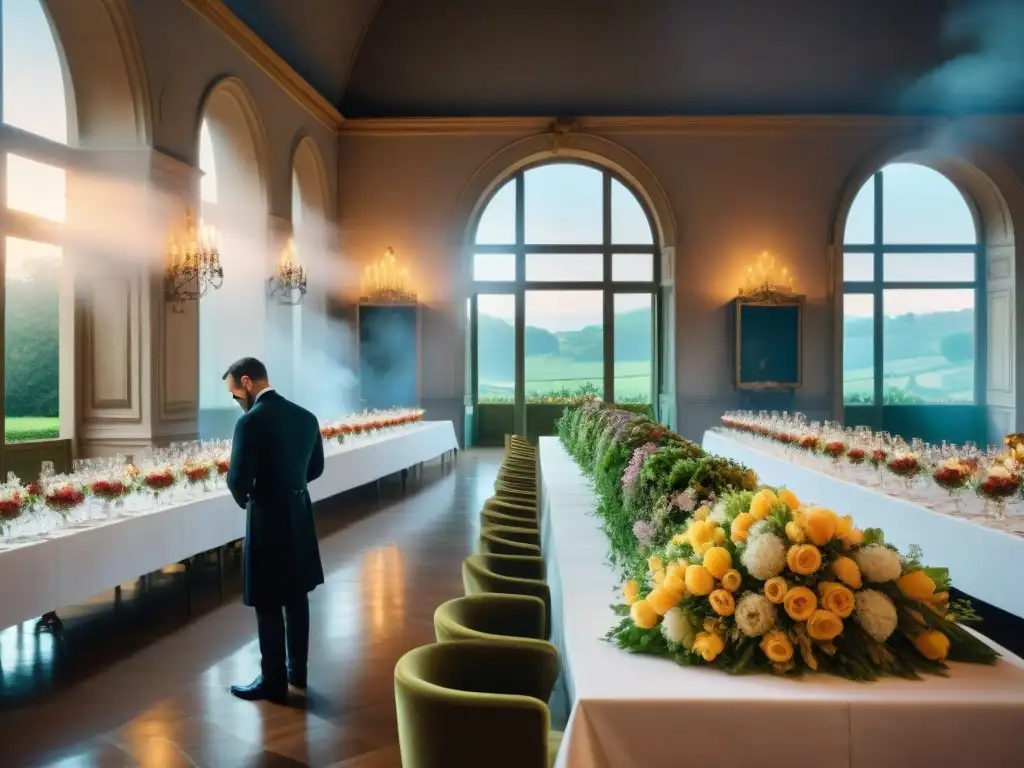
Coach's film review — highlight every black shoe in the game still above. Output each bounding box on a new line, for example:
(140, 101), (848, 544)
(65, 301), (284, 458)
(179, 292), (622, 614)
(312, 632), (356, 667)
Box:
(288, 669), (307, 689)
(230, 675), (288, 703)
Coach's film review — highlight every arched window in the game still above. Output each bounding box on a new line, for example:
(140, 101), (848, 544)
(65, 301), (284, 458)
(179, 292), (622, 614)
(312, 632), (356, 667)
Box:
(1, 0), (73, 454)
(842, 163), (981, 438)
(470, 161), (658, 443)
(196, 86), (267, 438)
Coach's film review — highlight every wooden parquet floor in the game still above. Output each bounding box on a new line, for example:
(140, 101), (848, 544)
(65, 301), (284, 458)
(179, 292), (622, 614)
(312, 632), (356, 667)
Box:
(0, 450), (505, 767)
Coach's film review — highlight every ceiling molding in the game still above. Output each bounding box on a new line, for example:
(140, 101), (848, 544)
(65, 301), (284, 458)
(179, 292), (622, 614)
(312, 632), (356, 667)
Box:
(181, 0), (344, 130)
(337, 114), (960, 136)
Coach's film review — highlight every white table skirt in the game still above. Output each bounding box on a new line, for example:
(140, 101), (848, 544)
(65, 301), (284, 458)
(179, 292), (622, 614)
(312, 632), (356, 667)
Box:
(702, 429), (1024, 619)
(539, 436), (1024, 768)
(0, 421), (458, 631)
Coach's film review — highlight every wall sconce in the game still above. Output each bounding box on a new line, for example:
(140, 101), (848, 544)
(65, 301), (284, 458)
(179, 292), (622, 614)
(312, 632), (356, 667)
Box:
(360, 247), (417, 303)
(164, 210), (223, 313)
(738, 250), (796, 303)
(268, 237), (307, 305)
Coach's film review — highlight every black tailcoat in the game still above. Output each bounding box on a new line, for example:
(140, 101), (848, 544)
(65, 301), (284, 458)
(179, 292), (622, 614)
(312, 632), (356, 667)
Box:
(226, 390), (326, 607)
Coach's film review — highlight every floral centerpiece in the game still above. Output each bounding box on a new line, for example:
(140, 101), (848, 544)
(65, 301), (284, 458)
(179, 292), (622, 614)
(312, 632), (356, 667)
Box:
(90, 476), (129, 503)
(846, 446), (866, 465)
(558, 402), (997, 680)
(886, 452), (921, 479)
(0, 485), (27, 523)
(215, 456), (230, 476)
(183, 459), (213, 488)
(933, 458), (972, 494)
(44, 480), (86, 514)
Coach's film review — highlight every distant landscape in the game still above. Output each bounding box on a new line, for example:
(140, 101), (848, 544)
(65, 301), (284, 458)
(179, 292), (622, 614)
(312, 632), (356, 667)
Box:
(478, 307), (652, 403)
(843, 308), (974, 404)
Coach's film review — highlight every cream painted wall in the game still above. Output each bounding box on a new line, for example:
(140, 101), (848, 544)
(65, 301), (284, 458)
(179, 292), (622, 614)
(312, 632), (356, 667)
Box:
(338, 120), (1024, 441)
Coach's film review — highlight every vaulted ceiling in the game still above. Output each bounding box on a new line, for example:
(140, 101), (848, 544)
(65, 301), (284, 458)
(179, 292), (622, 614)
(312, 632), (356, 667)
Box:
(223, 0), (1024, 118)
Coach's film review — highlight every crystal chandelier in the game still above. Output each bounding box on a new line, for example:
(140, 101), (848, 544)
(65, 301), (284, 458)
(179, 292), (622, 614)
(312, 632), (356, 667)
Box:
(268, 238), (308, 305)
(164, 210), (223, 312)
(738, 250), (796, 303)
(360, 247), (416, 303)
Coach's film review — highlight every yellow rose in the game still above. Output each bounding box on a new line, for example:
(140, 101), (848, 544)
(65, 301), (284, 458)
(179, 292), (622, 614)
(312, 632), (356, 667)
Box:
(666, 561), (684, 580)
(818, 582), (855, 618)
(784, 520), (806, 543)
(623, 579), (640, 606)
(806, 609), (844, 641)
(697, 541), (714, 556)
(749, 489), (779, 520)
(783, 585), (817, 621)
(712, 527), (727, 545)
(687, 520), (713, 550)
(802, 507), (837, 546)
(703, 546), (733, 580)
(777, 488), (800, 511)
(684, 564), (715, 596)
(647, 555), (664, 572)
(631, 599), (659, 629)
(694, 505), (711, 521)
(760, 629), (794, 663)
(763, 576), (788, 604)
(899, 570), (937, 602)
(830, 556), (863, 589)
(646, 586), (680, 616)
(653, 568), (666, 586)
(663, 573), (685, 597)
(914, 630), (951, 661)
(842, 528), (864, 548)
(928, 591), (950, 607)
(731, 512), (755, 542)
(692, 631), (726, 662)
(786, 544), (823, 576)
(709, 588), (736, 617)
(720, 569), (742, 593)
(834, 515), (854, 538)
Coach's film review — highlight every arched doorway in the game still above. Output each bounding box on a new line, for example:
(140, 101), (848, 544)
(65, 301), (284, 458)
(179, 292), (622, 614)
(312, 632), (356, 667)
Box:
(469, 160), (659, 444)
(840, 162), (983, 444)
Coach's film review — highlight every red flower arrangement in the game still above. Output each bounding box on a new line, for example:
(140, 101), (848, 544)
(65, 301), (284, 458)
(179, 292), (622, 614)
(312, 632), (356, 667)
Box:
(869, 449), (888, 468)
(45, 486), (86, 512)
(933, 462), (971, 492)
(847, 447), (866, 465)
(976, 467), (1020, 500)
(823, 441), (846, 460)
(183, 461), (212, 484)
(25, 481), (43, 497)
(886, 454), (921, 478)
(91, 479), (127, 501)
(0, 492), (24, 520)
(798, 435), (820, 452)
(216, 458), (230, 476)
(144, 470), (175, 491)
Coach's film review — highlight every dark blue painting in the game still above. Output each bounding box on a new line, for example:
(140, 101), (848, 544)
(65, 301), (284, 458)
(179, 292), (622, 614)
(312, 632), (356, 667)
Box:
(735, 300), (801, 389)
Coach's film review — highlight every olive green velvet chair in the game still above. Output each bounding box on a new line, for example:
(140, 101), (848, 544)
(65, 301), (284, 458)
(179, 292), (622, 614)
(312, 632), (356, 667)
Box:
(462, 554), (550, 639)
(434, 593), (548, 644)
(485, 495), (537, 518)
(395, 640), (563, 768)
(479, 524), (542, 556)
(494, 483), (538, 503)
(481, 506), (537, 530)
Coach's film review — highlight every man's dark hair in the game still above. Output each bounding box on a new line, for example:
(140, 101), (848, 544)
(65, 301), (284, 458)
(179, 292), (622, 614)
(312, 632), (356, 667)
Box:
(222, 357), (268, 383)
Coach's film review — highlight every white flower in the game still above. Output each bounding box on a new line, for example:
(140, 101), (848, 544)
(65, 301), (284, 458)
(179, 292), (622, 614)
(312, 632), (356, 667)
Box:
(709, 499), (728, 523)
(854, 589), (898, 642)
(734, 593), (776, 637)
(748, 519), (771, 538)
(740, 532), (787, 580)
(853, 545), (902, 583)
(661, 606), (697, 649)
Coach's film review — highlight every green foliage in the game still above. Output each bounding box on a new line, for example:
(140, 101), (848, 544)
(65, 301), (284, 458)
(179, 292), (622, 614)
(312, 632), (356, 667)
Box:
(5, 259), (59, 423)
(5, 417), (59, 442)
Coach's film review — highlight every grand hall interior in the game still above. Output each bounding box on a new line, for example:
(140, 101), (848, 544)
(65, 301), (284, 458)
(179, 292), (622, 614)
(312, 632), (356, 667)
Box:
(0, 1), (1023, 766)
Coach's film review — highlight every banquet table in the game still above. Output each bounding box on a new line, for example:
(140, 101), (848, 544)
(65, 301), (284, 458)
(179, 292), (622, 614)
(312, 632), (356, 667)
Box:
(702, 429), (1024, 619)
(0, 421), (458, 631)
(539, 436), (1024, 768)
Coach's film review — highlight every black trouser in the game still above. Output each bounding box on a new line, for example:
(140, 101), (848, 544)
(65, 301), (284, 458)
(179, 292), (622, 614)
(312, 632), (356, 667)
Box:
(255, 594), (309, 685)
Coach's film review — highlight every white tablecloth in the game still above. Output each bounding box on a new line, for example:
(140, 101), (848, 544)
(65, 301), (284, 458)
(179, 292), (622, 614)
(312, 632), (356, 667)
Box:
(539, 436), (1024, 768)
(702, 429), (1024, 619)
(0, 421), (458, 630)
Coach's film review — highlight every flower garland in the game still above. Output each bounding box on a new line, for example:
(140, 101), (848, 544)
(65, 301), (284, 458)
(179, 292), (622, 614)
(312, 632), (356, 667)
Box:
(558, 401), (997, 680)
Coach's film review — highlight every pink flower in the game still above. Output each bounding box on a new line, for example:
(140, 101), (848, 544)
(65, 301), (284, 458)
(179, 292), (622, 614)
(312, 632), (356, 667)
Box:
(670, 488), (696, 512)
(622, 443), (659, 493)
(633, 520), (654, 546)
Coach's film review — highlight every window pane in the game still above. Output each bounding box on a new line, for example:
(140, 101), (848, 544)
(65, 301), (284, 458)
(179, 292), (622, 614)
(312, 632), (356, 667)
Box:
(200, 119), (218, 204)
(524, 290), (602, 401)
(844, 177), (875, 245)
(883, 253), (975, 282)
(882, 163), (976, 245)
(2, 0), (68, 144)
(612, 253), (654, 282)
(6, 237), (61, 442)
(843, 252), (873, 282)
(614, 294), (652, 404)
(524, 164), (602, 245)
(525, 253), (602, 282)
(473, 253), (515, 282)
(476, 294), (515, 403)
(843, 293), (874, 405)
(611, 178), (653, 245)
(882, 289), (974, 404)
(475, 178), (515, 245)
(6, 154), (66, 222)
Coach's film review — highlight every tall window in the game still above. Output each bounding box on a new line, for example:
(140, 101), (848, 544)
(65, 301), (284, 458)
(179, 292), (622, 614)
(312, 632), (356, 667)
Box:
(843, 163), (980, 409)
(1, 0), (70, 444)
(471, 161), (657, 438)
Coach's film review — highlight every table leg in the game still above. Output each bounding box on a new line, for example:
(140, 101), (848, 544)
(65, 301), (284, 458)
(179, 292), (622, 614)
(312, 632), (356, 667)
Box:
(184, 557), (193, 618)
(401, 468), (409, 493)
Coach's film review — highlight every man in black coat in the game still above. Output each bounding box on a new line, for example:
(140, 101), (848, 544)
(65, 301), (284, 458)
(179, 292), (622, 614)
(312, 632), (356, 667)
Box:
(222, 357), (326, 703)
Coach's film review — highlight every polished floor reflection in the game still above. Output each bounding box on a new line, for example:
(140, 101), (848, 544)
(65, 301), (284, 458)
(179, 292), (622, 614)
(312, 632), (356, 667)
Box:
(0, 451), (503, 767)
